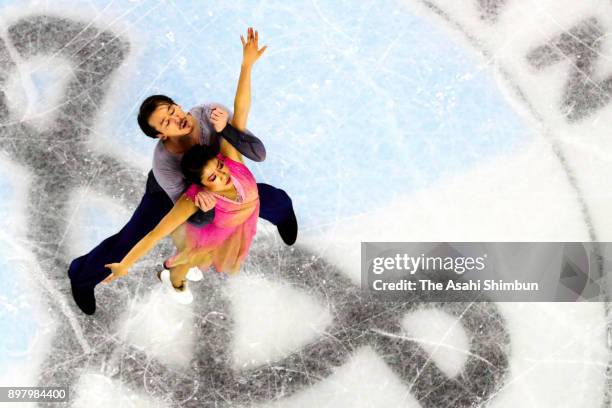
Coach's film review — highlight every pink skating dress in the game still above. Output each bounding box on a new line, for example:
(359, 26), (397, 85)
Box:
(166, 154), (260, 274)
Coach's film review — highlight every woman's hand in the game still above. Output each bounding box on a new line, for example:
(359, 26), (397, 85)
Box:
(241, 27), (267, 67)
(102, 262), (129, 284)
(210, 107), (229, 132)
(194, 190), (217, 212)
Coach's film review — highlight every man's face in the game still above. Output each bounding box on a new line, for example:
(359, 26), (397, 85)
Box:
(147, 103), (194, 139)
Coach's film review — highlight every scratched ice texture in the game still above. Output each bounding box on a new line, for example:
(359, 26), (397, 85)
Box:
(0, 0), (610, 407)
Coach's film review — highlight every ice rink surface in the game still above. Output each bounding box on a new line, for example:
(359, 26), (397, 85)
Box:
(0, 0), (611, 406)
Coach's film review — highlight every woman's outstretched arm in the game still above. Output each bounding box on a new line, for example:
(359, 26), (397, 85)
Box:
(232, 27), (266, 131)
(103, 195), (198, 283)
(220, 27), (267, 163)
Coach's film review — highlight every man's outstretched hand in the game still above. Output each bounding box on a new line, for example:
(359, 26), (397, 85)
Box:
(241, 27), (267, 66)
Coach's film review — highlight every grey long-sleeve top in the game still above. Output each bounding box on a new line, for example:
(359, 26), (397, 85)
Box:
(152, 102), (266, 203)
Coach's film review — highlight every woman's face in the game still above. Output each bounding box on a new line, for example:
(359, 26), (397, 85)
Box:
(200, 158), (232, 192)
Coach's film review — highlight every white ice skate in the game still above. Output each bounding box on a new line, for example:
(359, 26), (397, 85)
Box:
(158, 269), (193, 304)
(185, 267), (203, 282)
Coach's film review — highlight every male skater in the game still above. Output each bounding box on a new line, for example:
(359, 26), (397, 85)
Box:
(69, 27), (297, 314)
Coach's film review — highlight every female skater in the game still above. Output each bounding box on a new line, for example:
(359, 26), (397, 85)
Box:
(105, 135), (259, 303)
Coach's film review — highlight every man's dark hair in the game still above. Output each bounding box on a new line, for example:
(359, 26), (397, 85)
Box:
(181, 142), (221, 186)
(137, 95), (176, 138)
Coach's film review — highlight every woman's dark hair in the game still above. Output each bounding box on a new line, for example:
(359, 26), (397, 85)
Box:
(181, 142), (221, 186)
(137, 95), (176, 138)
